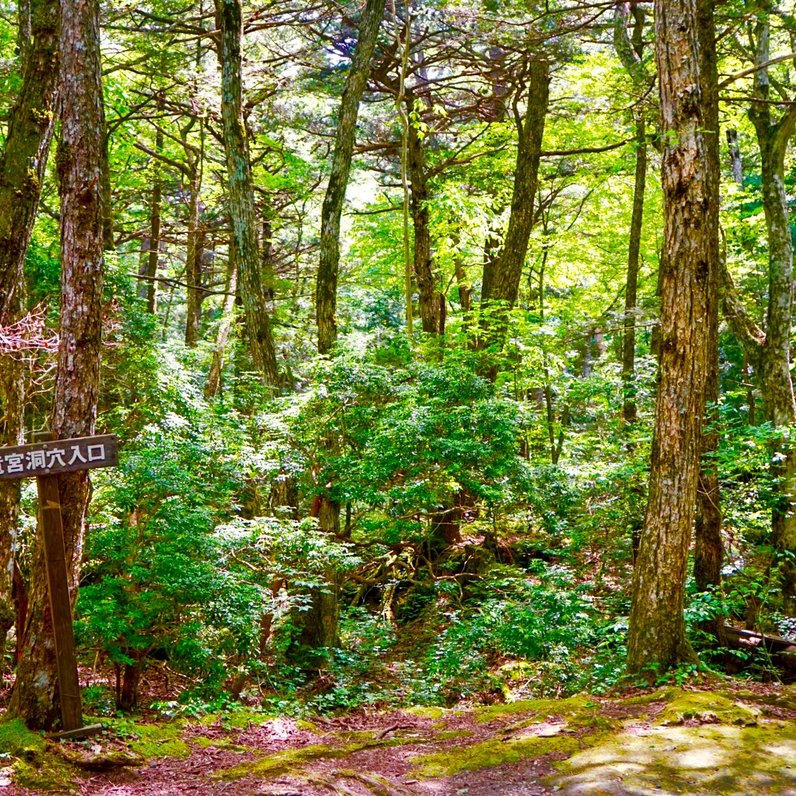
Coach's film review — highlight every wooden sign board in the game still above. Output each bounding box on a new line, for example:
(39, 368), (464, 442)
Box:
(0, 433), (118, 733)
(0, 434), (117, 481)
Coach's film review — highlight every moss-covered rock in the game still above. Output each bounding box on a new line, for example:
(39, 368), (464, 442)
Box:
(0, 718), (45, 760)
(474, 693), (604, 729)
(14, 755), (77, 794)
(656, 690), (760, 727)
(547, 689), (796, 796)
(0, 718), (76, 792)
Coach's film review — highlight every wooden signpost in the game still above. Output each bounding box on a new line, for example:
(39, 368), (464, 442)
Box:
(0, 434), (118, 732)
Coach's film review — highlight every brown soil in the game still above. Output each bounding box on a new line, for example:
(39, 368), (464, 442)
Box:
(1, 684), (795, 796)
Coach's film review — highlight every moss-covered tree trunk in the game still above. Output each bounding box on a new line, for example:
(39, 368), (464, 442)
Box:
(627, 0), (719, 676)
(184, 153), (204, 347)
(406, 97), (444, 335)
(751, 65), (796, 611)
(10, 0), (105, 729)
(214, 0), (279, 384)
(316, 0), (386, 354)
(143, 98), (164, 316)
(720, 13), (796, 613)
(480, 57), (549, 311)
(694, 0), (723, 618)
(613, 2), (650, 427)
(205, 233), (239, 398)
(0, 0), (60, 668)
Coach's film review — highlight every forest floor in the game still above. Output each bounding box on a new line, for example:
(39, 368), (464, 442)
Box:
(0, 682), (794, 795)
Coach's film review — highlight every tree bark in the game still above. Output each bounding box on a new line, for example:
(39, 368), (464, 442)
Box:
(621, 114), (646, 426)
(719, 12), (796, 612)
(726, 128), (743, 186)
(613, 3), (649, 427)
(481, 58), (549, 307)
(0, 0), (60, 672)
(10, 0), (105, 729)
(406, 97), (444, 335)
(205, 235), (239, 398)
(480, 58), (549, 338)
(184, 157), (204, 347)
(214, 0), (279, 384)
(316, 0), (386, 354)
(694, 0), (723, 616)
(143, 96), (164, 316)
(627, 0), (719, 676)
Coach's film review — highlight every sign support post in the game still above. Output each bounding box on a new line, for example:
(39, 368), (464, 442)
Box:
(0, 433), (118, 733)
(37, 472), (83, 731)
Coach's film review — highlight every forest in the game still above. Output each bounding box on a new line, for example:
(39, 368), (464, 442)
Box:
(0, 0), (795, 793)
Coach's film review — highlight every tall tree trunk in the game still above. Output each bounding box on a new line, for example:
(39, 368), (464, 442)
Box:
(0, 360), (23, 665)
(0, 0), (59, 313)
(297, 495), (341, 652)
(184, 157), (204, 347)
(726, 129), (743, 186)
(695, 344), (723, 594)
(10, 0), (105, 729)
(0, 0), (60, 671)
(739, 13), (796, 613)
(694, 0), (723, 623)
(316, 0), (386, 354)
(621, 114), (646, 426)
(613, 2), (650, 428)
(480, 58), (549, 333)
(144, 96), (164, 316)
(214, 0), (279, 384)
(627, 0), (719, 676)
(406, 98), (444, 335)
(205, 236), (239, 398)
(454, 250), (472, 313)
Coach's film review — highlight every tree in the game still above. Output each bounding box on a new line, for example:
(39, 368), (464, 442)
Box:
(720, 6), (796, 612)
(214, 0), (280, 384)
(316, 0), (387, 355)
(10, 0), (106, 728)
(0, 0), (60, 664)
(627, 0), (719, 675)
(613, 1), (650, 427)
(480, 56), (549, 314)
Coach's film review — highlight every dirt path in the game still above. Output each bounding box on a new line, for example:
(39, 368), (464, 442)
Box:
(2, 685), (795, 795)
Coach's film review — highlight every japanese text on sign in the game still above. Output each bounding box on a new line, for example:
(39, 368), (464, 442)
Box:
(0, 435), (118, 481)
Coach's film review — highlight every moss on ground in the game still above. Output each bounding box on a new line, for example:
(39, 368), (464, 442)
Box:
(217, 742), (368, 780)
(131, 722), (191, 760)
(474, 694), (602, 725)
(14, 754), (77, 793)
(192, 735), (250, 752)
(402, 706), (447, 720)
(0, 718), (45, 759)
(411, 731), (594, 778)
